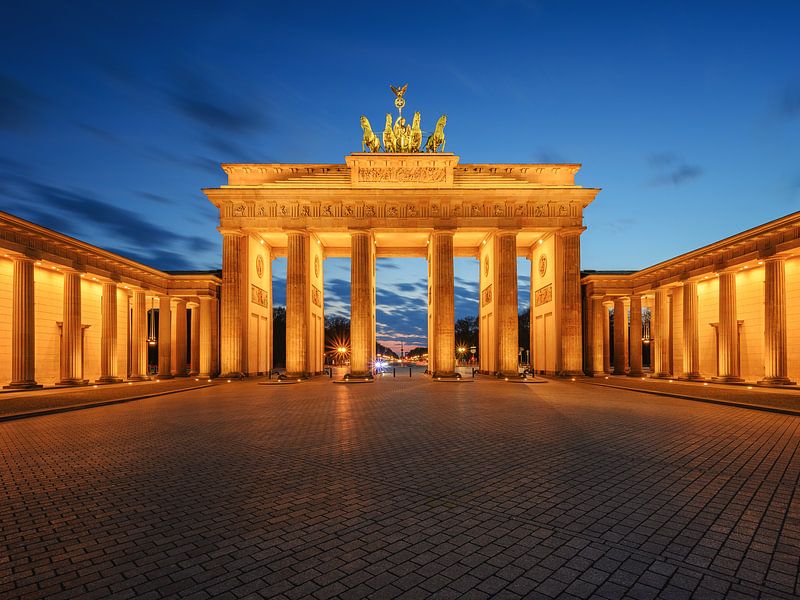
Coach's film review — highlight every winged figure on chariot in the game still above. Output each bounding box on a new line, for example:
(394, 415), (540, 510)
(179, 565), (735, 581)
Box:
(359, 84), (447, 153)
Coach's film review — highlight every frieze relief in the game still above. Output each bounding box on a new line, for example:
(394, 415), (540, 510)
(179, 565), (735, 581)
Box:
(481, 284), (493, 306)
(357, 167), (447, 183)
(224, 200), (582, 224)
(534, 284), (553, 307)
(311, 285), (322, 307)
(251, 284), (269, 308)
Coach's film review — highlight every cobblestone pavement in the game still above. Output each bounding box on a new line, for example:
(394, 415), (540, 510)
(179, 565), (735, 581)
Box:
(577, 375), (800, 413)
(0, 379), (216, 418)
(1, 377), (798, 599)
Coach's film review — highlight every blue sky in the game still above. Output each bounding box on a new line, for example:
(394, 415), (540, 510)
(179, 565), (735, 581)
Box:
(1, 1), (798, 349)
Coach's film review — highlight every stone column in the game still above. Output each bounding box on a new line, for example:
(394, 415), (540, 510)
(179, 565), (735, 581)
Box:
(350, 231), (374, 377)
(189, 303), (200, 375)
(286, 231), (309, 378)
(6, 256), (40, 388)
(613, 298), (627, 375)
(220, 231), (244, 378)
(496, 230), (519, 376)
(59, 270), (84, 385)
(716, 272), (742, 382)
(431, 229), (456, 377)
(682, 281), (702, 379)
(628, 295), (643, 376)
(129, 290), (148, 380)
(653, 287), (670, 377)
(198, 297), (213, 378)
(602, 301), (612, 373)
(557, 231), (583, 375)
(591, 297), (605, 375)
(171, 299), (187, 376)
(98, 282), (122, 383)
(760, 257), (794, 384)
(157, 295), (172, 378)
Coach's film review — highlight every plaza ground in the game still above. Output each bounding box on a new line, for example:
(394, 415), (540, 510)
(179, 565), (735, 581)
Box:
(1, 378), (798, 599)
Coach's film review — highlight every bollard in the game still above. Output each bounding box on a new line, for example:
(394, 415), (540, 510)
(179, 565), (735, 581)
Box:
(393, 368), (396, 378)
(409, 367), (412, 378)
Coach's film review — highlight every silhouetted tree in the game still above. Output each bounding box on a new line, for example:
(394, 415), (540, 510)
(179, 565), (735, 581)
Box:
(518, 308), (530, 363)
(406, 347), (428, 359)
(455, 316), (479, 359)
(376, 342), (398, 359)
(272, 307), (286, 368)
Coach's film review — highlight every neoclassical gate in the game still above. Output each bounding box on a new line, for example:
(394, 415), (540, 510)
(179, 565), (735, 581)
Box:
(204, 152), (599, 379)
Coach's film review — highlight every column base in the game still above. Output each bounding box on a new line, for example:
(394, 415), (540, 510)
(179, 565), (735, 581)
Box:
(128, 375), (150, 381)
(56, 379), (89, 387)
(712, 375), (744, 383)
(279, 372), (308, 381)
(558, 370), (584, 377)
(432, 371), (461, 380)
(651, 372), (672, 379)
(189, 370), (199, 377)
(757, 377), (796, 386)
(341, 373), (374, 383)
(627, 371), (643, 377)
(96, 376), (124, 384)
(679, 373), (704, 381)
(156, 373), (174, 380)
(4, 381), (43, 390)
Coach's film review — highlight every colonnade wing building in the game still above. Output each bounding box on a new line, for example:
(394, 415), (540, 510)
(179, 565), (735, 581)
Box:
(204, 153), (598, 379)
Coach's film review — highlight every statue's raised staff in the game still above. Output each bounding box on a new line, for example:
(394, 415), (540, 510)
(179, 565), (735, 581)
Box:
(425, 115), (447, 153)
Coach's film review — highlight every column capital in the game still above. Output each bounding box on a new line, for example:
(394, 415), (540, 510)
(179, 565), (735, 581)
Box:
(7, 252), (36, 263)
(217, 228), (245, 237)
(763, 254), (787, 264)
(556, 227), (586, 238)
(494, 228), (520, 236)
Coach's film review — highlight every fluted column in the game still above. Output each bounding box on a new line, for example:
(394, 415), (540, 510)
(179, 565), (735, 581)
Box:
(716, 272), (742, 382)
(681, 281), (702, 379)
(431, 230), (455, 377)
(760, 258), (793, 384)
(129, 290), (148, 380)
(171, 299), (187, 376)
(98, 282), (122, 383)
(557, 231), (583, 375)
(496, 231), (519, 376)
(286, 231), (309, 377)
(157, 295), (173, 378)
(220, 231), (244, 377)
(189, 304), (200, 375)
(653, 287), (670, 377)
(602, 301), (612, 373)
(590, 297), (605, 375)
(198, 297), (213, 378)
(59, 270), (84, 385)
(350, 231), (374, 377)
(628, 295), (643, 376)
(6, 256), (40, 388)
(613, 298), (627, 375)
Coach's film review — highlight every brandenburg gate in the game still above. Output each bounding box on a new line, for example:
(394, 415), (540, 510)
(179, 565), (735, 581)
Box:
(203, 87), (600, 380)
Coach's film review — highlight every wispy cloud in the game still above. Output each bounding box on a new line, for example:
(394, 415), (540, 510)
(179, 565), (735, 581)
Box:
(647, 152), (703, 186)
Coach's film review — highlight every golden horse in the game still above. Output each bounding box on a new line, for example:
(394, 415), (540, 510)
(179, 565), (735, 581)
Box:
(410, 112), (422, 152)
(425, 114), (447, 153)
(360, 115), (381, 152)
(382, 114), (396, 152)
